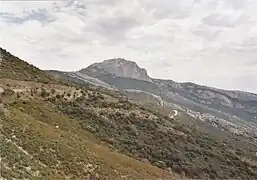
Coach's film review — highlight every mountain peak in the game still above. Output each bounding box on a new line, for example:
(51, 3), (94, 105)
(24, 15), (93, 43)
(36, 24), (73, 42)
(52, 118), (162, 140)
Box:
(84, 58), (152, 82)
(103, 58), (134, 63)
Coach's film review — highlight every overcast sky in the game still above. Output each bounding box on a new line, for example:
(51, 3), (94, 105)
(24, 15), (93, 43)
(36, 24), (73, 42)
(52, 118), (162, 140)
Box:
(0, 0), (257, 93)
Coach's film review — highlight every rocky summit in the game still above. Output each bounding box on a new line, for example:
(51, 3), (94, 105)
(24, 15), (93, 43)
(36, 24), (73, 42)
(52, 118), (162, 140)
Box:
(81, 58), (152, 82)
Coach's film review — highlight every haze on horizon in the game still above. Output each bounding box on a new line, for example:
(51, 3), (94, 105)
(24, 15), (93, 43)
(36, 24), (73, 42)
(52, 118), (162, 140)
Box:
(0, 0), (257, 93)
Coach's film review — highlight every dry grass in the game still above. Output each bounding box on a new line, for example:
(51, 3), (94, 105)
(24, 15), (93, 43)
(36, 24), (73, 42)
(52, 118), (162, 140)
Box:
(0, 81), (179, 180)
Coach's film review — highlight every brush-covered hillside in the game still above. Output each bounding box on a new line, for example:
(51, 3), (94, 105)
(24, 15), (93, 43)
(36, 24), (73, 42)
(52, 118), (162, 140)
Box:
(1, 47), (257, 180)
(0, 48), (55, 83)
(0, 48), (177, 179)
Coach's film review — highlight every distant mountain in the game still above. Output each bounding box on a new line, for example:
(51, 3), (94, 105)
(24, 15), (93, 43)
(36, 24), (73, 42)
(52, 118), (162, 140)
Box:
(81, 58), (152, 82)
(48, 58), (257, 138)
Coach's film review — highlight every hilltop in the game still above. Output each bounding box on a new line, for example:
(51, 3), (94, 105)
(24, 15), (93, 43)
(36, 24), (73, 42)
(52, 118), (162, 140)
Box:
(82, 58), (152, 82)
(1, 47), (257, 179)
(0, 48), (54, 83)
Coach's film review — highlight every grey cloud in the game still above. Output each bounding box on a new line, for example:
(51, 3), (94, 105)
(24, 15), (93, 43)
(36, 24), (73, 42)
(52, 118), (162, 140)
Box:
(1, 0), (257, 93)
(0, 8), (55, 25)
(154, 8), (190, 20)
(243, 60), (257, 68)
(95, 0), (119, 6)
(63, 0), (87, 10)
(226, 0), (247, 10)
(194, 74), (257, 93)
(201, 13), (249, 28)
(152, 2), (191, 20)
(202, 13), (234, 28)
(230, 76), (257, 93)
(190, 24), (222, 40)
(218, 35), (257, 55)
(242, 36), (257, 49)
(87, 16), (141, 42)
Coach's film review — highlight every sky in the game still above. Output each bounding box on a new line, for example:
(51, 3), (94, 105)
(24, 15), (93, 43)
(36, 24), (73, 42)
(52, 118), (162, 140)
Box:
(0, 0), (257, 93)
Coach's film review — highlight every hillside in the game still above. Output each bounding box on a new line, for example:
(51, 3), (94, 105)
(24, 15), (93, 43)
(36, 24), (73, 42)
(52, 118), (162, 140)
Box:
(1, 80), (182, 180)
(1, 48), (257, 179)
(0, 48), (55, 83)
(53, 58), (257, 139)
(0, 48), (177, 179)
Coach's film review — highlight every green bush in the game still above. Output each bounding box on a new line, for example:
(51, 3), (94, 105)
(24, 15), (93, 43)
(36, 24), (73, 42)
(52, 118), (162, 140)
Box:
(56, 94), (61, 99)
(40, 90), (49, 98)
(16, 93), (21, 98)
(51, 89), (56, 94)
(49, 92), (257, 180)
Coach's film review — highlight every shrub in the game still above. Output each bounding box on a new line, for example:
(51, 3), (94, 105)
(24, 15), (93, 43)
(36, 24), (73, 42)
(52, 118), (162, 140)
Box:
(50, 90), (257, 180)
(30, 90), (34, 96)
(40, 90), (49, 98)
(51, 89), (56, 94)
(56, 94), (61, 99)
(3, 88), (15, 96)
(16, 93), (21, 98)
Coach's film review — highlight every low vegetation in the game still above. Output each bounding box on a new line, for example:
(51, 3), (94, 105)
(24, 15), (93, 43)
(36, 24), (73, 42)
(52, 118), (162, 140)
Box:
(0, 48), (53, 83)
(1, 47), (257, 179)
(1, 92), (175, 179)
(49, 90), (257, 179)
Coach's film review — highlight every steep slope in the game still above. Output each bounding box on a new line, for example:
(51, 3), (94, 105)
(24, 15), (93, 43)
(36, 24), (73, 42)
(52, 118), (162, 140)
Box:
(72, 58), (257, 138)
(1, 48), (257, 179)
(47, 70), (114, 90)
(0, 47), (54, 83)
(0, 48), (177, 179)
(2, 78), (257, 180)
(0, 87), (176, 179)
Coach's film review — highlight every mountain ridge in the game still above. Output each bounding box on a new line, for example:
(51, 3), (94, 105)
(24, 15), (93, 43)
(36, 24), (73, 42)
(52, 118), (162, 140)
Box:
(47, 58), (257, 138)
(82, 58), (257, 95)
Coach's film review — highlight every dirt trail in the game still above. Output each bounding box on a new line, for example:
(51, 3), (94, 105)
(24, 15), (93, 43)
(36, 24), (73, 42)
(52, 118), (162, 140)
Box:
(169, 110), (178, 119)
(12, 88), (29, 93)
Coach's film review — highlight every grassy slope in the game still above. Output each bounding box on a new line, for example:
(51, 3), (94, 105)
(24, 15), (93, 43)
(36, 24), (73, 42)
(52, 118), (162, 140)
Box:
(1, 47), (257, 179)
(0, 48), (54, 83)
(0, 85), (176, 180)
(0, 47), (178, 179)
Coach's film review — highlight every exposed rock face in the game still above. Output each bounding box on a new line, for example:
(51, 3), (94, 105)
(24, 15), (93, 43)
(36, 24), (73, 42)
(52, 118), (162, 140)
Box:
(81, 58), (152, 82)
